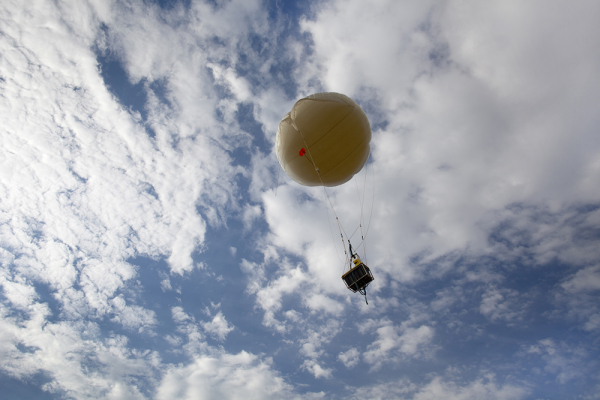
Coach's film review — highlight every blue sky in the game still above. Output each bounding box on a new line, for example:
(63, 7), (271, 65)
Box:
(1, 0), (600, 399)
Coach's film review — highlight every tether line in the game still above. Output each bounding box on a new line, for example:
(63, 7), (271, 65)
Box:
(293, 114), (351, 268)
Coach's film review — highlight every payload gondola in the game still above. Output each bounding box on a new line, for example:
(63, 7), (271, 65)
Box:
(341, 243), (374, 304)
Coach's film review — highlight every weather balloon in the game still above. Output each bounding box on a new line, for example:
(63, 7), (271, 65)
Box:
(275, 92), (375, 304)
(275, 92), (371, 187)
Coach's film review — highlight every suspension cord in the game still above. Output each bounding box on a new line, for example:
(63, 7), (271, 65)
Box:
(293, 114), (350, 268)
(363, 154), (376, 241)
(362, 156), (372, 264)
(349, 153), (374, 265)
(353, 166), (365, 264)
(324, 200), (346, 268)
(291, 104), (374, 276)
(348, 224), (361, 241)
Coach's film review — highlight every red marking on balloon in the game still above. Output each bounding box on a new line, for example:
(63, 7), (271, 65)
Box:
(299, 148), (306, 156)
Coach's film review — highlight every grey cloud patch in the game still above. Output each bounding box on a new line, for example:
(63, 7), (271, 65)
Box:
(523, 339), (594, 386)
(484, 203), (600, 267)
(562, 264), (600, 293)
(555, 263), (600, 333)
(479, 286), (524, 323)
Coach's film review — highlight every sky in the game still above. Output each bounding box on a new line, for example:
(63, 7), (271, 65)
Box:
(1, 0), (600, 399)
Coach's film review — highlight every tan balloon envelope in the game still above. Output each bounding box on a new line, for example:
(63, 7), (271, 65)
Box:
(275, 92), (371, 187)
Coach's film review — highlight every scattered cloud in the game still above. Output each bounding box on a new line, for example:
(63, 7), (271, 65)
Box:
(362, 318), (435, 369)
(299, 320), (340, 379)
(202, 311), (234, 341)
(479, 286), (524, 323)
(345, 375), (528, 400)
(338, 348), (360, 369)
(524, 339), (590, 384)
(155, 351), (299, 400)
(1, 0), (600, 398)
(562, 265), (600, 293)
(412, 375), (528, 400)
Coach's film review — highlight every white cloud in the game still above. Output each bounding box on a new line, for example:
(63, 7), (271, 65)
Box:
(412, 375), (528, 400)
(303, 293), (344, 315)
(171, 306), (191, 324)
(0, 302), (158, 400)
(345, 379), (417, 400)
(0, 0), (240, 351)
(301, 359), (332, 380)
(242, 204), (262, 231)
(160, 277), (172, 292)
(479, 286), (523, 323)
(345, 375), (528, 400)
(243, 257), (309, 332)
(430, 286), (463, 312)
(300, 321), (340, 359)
(202, 311), (234, 341)
(367, 295), (401, 315)
(524, 339), (589, 384)
(170, 306), (234, 353)
(208, 63), (253, 102)
(299, 1), (435, 100)
(481, 205), (600, 267)
(0, 273), (38, 310)
(283, 309), (302, 322)
(583, 314), (600, 332)
(155, 351), (300, 400)
(398, 325), (435, 356)
(562, 265), (600, 293)
(362, 318), (435, 368)
(338, 347), (360, 368)
(557, 263), (600, 332)
(0, 0), (278, 395)
(110, 295), (157, 332)
(299, 320), (340, 379)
